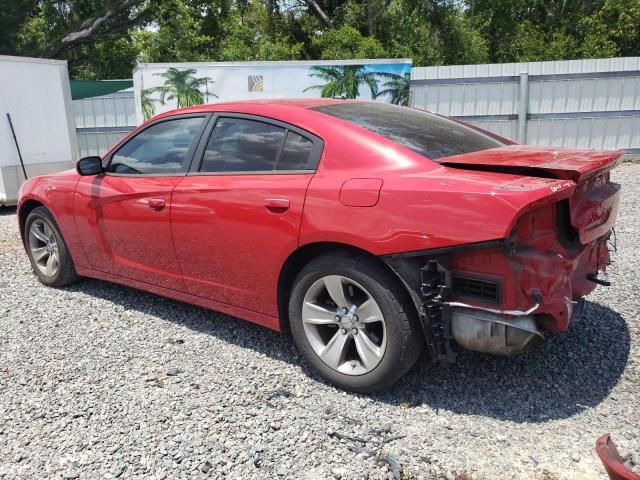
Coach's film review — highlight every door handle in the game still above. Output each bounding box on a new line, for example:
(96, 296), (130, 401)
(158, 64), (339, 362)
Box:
(147, 198), (166, 210)
(264, 198), (290, 212)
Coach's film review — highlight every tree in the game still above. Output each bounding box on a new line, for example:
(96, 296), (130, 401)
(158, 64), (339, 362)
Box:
(583, 0), (640, 57)
(153, 68), (216, 108)
(3, 0), (640, 81)
(300, 0), (335, 29)
(1, 0), (154, 79)
(42, 0), (150, 58)
(311, 25), (388, 60)
(141, 88), (160, 119)
(304, 64), (379, 98)
(375, 72), (410, 105)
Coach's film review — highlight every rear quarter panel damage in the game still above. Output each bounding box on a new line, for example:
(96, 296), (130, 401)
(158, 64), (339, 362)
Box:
(301, 162), (579, 256)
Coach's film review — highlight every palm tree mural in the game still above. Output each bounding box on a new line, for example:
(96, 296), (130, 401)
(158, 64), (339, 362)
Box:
(153, 68), (217, 108)
(375, 72), (410, 106)
(141, 88), (160, 120)
(304, 65), (379, 99)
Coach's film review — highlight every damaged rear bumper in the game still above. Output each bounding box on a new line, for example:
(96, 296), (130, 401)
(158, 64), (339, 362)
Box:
(381, 159), (620, 360)
(382, 218), (615, 359)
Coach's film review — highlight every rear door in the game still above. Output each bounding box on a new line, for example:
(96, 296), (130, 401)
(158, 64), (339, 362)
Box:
(74, 114), (209, 290)
(171, 114), (323, 316)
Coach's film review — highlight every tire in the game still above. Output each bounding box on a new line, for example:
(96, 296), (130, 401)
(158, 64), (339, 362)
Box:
(24, 207), (80, 287)
(288, 252), (423, 392)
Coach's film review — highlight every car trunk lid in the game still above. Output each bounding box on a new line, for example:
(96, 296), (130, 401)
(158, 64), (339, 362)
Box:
(441, 145), (623, 245)
(440, 145), (624, 183)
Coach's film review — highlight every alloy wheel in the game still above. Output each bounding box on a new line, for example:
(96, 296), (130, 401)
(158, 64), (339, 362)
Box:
(301, 275), (387, 375)
(28, 219), (59, 278)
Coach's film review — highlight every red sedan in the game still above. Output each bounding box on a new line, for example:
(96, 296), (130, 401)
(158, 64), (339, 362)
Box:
(17, 100), (621, 391)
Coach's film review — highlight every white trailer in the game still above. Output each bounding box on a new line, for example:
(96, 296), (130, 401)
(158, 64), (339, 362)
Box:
(0, 55), (77, 205)
(133, 59), (412, 125)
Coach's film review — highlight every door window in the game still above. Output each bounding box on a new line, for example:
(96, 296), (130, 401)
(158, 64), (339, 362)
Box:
(107, 117), (204, 175)
(200, 118), (286, 173)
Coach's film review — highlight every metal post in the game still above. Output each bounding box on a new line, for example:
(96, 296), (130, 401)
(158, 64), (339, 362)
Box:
(517, 72), (529, 144)
(6, 113), (28, 180)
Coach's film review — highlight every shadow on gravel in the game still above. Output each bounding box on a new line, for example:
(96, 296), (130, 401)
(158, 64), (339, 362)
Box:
(66, 278), (629, 423)
(375, 300), (630, 423)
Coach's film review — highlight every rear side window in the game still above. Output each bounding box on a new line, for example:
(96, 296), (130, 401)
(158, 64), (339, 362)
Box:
(108, 117), (204, 174)
(312, 103), (504, 160)
(276, 132), (314, 170)
(201, 118), (285, 172)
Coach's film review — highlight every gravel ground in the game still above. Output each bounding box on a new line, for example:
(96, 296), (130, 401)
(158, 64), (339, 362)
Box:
(1, 165), (639, 480)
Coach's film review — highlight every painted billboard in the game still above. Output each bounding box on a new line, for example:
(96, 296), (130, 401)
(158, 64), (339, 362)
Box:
(133, 59), (412, 124)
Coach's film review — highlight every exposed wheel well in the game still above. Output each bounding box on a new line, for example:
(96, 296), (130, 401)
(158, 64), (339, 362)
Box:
(17, 200), (45, 241)
(277, 242), (416, 332)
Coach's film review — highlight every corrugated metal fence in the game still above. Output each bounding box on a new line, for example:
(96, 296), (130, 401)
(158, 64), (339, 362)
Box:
(410, 57), (640, 154)
(73, 90), (136, 157)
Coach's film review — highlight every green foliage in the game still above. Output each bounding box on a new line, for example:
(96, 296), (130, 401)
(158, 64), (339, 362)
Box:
(510, 20), (579, 61)
(440, 13), (490, 64)
(467, 0), (640, 63)
(135, 1), (217, 63)
(2, 0), (640, 80)
(580, 17), (620, 58)
(214, 4), (304, 61)
(141, 88), (160, 120)
(304, 64), (380, 98)
(588, 0), (640, 56)
(1, 0), (149, 78)
(151, 67), (216, 108)
(381, 0), (445, 66)
(312, 26), (388, 60)
(375, 72), (410, 105)
(68, 38), (141, 80)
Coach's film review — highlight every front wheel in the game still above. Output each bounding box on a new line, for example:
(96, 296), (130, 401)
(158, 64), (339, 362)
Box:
(288, 252), (423, 392)
(24, 207), (79, 287)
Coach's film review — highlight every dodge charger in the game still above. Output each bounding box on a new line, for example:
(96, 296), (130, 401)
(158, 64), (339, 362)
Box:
(18, 100), (621, 391)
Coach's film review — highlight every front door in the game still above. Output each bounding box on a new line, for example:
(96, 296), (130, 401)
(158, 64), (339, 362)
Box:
(74, 114), (209, 290)
(171, 114), (323, 316)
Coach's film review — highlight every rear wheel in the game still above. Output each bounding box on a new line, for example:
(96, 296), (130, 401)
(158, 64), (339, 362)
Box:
(25, 207), (79, 287)
(288, 252), (423, 392)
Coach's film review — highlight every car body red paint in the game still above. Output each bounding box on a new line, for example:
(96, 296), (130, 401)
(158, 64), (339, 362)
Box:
(596, 434), (640, 480)
(17, 99), (621, 355)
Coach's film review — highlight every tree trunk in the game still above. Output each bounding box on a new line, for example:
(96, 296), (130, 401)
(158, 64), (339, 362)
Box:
(367, 0), (375, 36)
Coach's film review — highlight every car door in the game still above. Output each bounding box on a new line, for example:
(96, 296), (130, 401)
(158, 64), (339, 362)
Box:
(171, 114), (323, 317)
(74, 114), (210, 290)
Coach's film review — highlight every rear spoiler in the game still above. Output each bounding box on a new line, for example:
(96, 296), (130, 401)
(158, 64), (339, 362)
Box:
(441, 146), (625, 183)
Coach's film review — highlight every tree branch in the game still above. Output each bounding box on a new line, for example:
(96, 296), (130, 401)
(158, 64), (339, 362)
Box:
(42, 0), (147, 58)
(300, 0), (334, 29)
(74, 8), (153, 46)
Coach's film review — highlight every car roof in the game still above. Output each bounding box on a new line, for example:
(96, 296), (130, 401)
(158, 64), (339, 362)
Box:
(154, 98), (358, 118)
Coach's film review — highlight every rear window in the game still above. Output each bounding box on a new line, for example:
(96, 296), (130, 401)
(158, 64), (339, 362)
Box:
(312, 103), (504, 160)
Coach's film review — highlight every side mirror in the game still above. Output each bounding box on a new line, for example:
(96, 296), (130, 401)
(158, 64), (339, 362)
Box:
(76, 156), (104, 176)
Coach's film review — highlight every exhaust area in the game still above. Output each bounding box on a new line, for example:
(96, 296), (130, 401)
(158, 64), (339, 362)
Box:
(451, 307), (544, 355)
